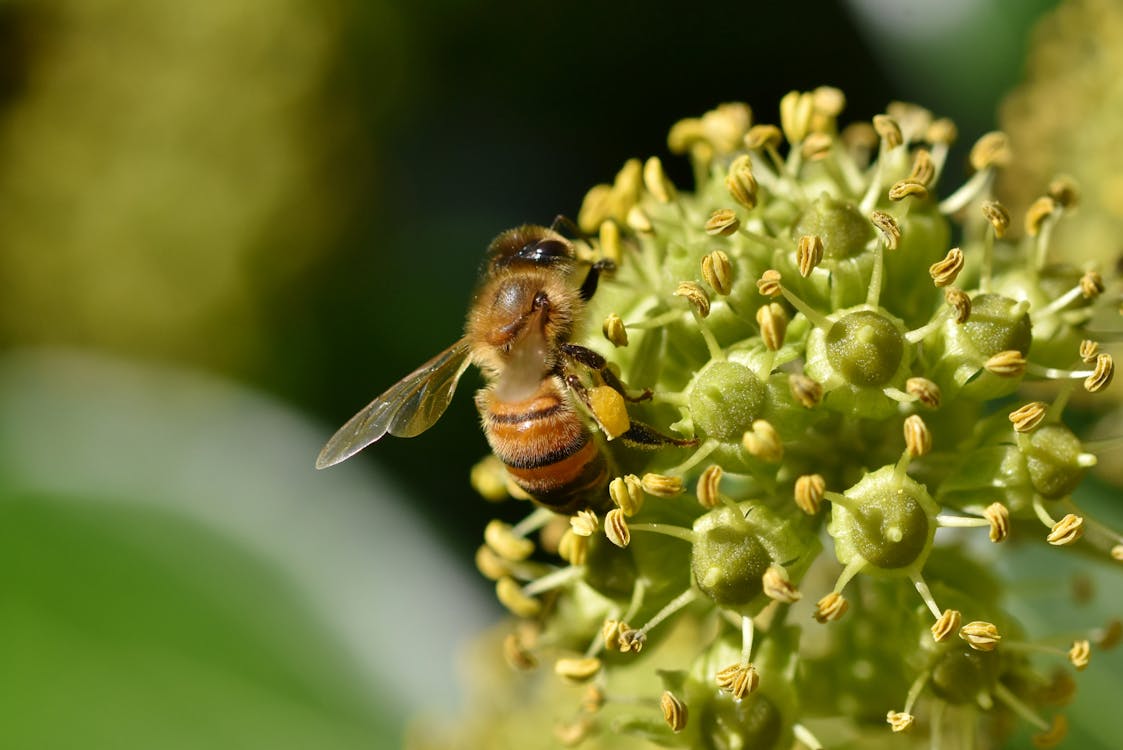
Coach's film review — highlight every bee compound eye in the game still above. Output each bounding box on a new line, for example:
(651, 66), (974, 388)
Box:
(519, 238), (571, 265)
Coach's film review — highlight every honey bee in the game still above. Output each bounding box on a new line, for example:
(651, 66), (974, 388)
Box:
(316, 224), (689, 514)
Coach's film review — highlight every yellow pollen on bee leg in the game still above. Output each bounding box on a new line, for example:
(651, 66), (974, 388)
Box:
(589, 385), (630, 440)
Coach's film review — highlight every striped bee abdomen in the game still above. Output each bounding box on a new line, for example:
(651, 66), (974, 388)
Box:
(478, 384), (610, 514)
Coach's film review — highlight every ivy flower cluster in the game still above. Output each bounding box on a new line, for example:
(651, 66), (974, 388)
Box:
(425, 90), (1122, 750)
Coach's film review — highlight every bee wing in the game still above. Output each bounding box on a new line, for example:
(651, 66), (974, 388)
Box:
(315, 338), (473, 469)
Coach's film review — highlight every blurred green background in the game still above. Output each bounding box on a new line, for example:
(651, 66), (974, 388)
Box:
(0, 0), (1119, 747)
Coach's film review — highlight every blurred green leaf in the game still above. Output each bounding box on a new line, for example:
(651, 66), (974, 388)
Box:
(0, 349), (494, 749)
(0, 492), (394, 749)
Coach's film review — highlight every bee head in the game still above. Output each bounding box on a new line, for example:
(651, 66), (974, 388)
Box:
(485, 225), (576, 273)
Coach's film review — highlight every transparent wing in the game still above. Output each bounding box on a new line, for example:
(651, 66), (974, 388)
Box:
(315, 339), (473, 469)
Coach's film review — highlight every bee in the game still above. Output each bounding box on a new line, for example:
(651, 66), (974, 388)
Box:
(316, 224), (689, 514)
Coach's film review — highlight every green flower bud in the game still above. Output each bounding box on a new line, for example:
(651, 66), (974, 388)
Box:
(804, 308), (911, 418)
(685, 631), (800, 750)
(697, 690), (784, 750)
(581, 534), (638, 600)
(828, 467), (938, 572)
(925, 293), (1032, 400)
(882, 207), (952, 327)
(794, 193), (872, 261)
(937, 443), (1035, 514)
(928, 646), (1000, 705)
(1023, 424), (1088, 500)
(687, 360), (765, 442)
(824, 310), (906, 386)
(691, 517), (770, 609)
(691, 504), (816, 612)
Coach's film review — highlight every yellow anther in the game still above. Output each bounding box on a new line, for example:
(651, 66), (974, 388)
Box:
(801, 131), (833, 160)
(475, 544), (511, 580)
(1009, 401), (1048, 433)
(1047, 175), (1080, 208)
(704, 208), (741, 237)
(643, 155), (676, 203)
(502, 631), (537, 671)
(794, 474), (826, 515)
(945, 287), (972, 323)
(886, 711), (915, 733)
(609, 474), (644, 516)
(903, 414), (931, 458)
(984, 502), (1010, 542)
(756, 303), (789, 351)
(1068, 639), (1091, 671)
(982, 200), (1011, 238)
(604, 508), (631, 548)
(986, 350), (1028, 377)
(1079, 339), (1100, 364)
(959, 620), (1002, 651)
(1080, 270), (1104, 299)
(554, 656), (603, 684)
(756, 269), (782, 297)
(906, 377), (941, 409)
(814, 592), (849, 623)
(926, 117), (958, 145)
(715, 662), (759, 701)
(969, 131), (1012, 171)
(929, 247), (965, 287)
(726, 155), (758, 209)
(1025, 195), (1057, 237)
(602, 313), (628, 348)
(641, 473), (684, 498)
(695, 464), (723, 510)
(496, 576), (541, 618)
(484, 519), (535, 561)
(660, 691), (688, 733)
(908, 148), (935, 186)
(1046, 514), (1084, 546)
(779, 90), (814, 144)
(796, 234), (824, 277)
(789, 373), (823, 408)
(570, 509), (599, 537)
(870, 210), (901, 250)
(888, 179), (928, 202)
(742, 420), (783, 462)
(597, 219), (622, 266)
(674, 280), (711, 318)
(1084, 353), (1114, 393)
(557, 529), (588, 565)
(744, 123), (783, 150)
(872, 114), (903, 149)
(470, 454), (511, 502)
(701, 249), (734, 294)
(931, 609), (962, 643)
(762, 565), (801, 603)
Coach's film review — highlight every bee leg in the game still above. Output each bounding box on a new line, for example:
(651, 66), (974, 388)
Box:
(578, 259), (617, 302)
(620, 421), (699, 449)
(563, 373), (610, 431)
(560, 343), (651, 402)
(564, 372), (693, 448)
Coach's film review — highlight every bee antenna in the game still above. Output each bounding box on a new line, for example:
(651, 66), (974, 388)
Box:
(548, 214), (589, 241)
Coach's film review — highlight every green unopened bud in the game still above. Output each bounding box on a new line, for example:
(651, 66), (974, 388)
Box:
(828, 466), (938, 572)
(929, 293), (1032, 399)
(688, 361), (766, 442)
(1023, 424), (1088, 499)
(794, 194), (874, 261)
